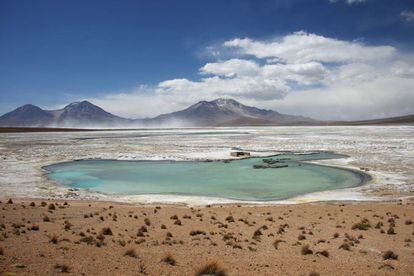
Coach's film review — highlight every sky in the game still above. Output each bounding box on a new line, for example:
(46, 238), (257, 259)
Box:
(1, 0), (414, 120)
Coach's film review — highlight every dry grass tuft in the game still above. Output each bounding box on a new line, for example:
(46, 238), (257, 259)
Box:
(190, 230), (206, 236)
(382, 250), (398, 260)
(49, 234), (58, 244)
(54, 263), (70, 273)
(124, 248), (138, 258)
(298, 234), (306, 240)
(100, 227), (113, 235)
(352, 218), (371, 230)
(316, 250), (329, 258)
(196, 262), (227, 276)
(161, 254), (176, 266)
(339, 242), (351, 251)
(387, 227), (396, 235)
(301, 244), (313, 255)
(30, 225), (39, 231)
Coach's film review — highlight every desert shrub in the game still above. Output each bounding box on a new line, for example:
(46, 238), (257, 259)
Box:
(30, 225), (39, 231)
(101, 227), (113, 235)
(316, 250), (329, 258)
(339, 242), (351, 251)
(79, 236), (96, 245)
(124, 248), (137, 258)
(301, 244), (313, 255)
(196, 262), (227, 276)
(352, 218), (371, 230)
(48, 203), (56, 210)
(49, 235), (58, 244)
(383, 250), (398, 260)
(190, 230), (206, 236)
(298, 234), (306, 240)
(162, 254), (176, 266)
(54, 264), (70, 273)
(387, 227), (396, 235)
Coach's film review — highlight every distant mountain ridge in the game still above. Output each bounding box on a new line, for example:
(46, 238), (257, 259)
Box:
(150, 98), (315, 126)
(0, 98), (413, 128)
(0, 101), (131, 128)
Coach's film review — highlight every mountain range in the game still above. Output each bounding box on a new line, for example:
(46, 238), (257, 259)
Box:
(0, 98), (412, 128)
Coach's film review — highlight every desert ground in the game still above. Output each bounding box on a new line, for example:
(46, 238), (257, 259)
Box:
(0, 198), (413, 275)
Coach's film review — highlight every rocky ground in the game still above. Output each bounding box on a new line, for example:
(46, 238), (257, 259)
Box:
(0, 199), (413, 275)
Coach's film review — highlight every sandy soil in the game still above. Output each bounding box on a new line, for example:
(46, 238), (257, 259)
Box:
(0, 199), (413, 275)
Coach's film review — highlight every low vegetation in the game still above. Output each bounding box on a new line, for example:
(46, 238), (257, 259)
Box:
(124, 249), (138, 258)
(196, 262), (227, 276)
(339, 242), (351, 251)
(54, 263), (70, 273)
(190, 230), (206, 236)
(49, 234), (58, 244)
(316, 250), (329, 258)
(301, 244), (313, 255)
(161, 254), (176, 266)
(382, 250), (398, 260)
(100, 227), (113, 235)
(352, 218), (371, 230)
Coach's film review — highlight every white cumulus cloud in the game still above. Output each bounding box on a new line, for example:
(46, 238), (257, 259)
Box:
(87, 31), (414, 121)
(223, 31), (395, 63)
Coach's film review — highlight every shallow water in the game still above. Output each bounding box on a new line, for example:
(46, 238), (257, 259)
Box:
(43, 152), (365, 201)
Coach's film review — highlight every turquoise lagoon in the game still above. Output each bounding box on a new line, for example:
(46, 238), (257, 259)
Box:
(43, 152), (368, 201)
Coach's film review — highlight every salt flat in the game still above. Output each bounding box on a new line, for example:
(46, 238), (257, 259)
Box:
(0, 126), (413, 205)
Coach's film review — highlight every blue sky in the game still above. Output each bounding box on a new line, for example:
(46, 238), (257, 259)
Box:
(1, 0), (414, 119)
